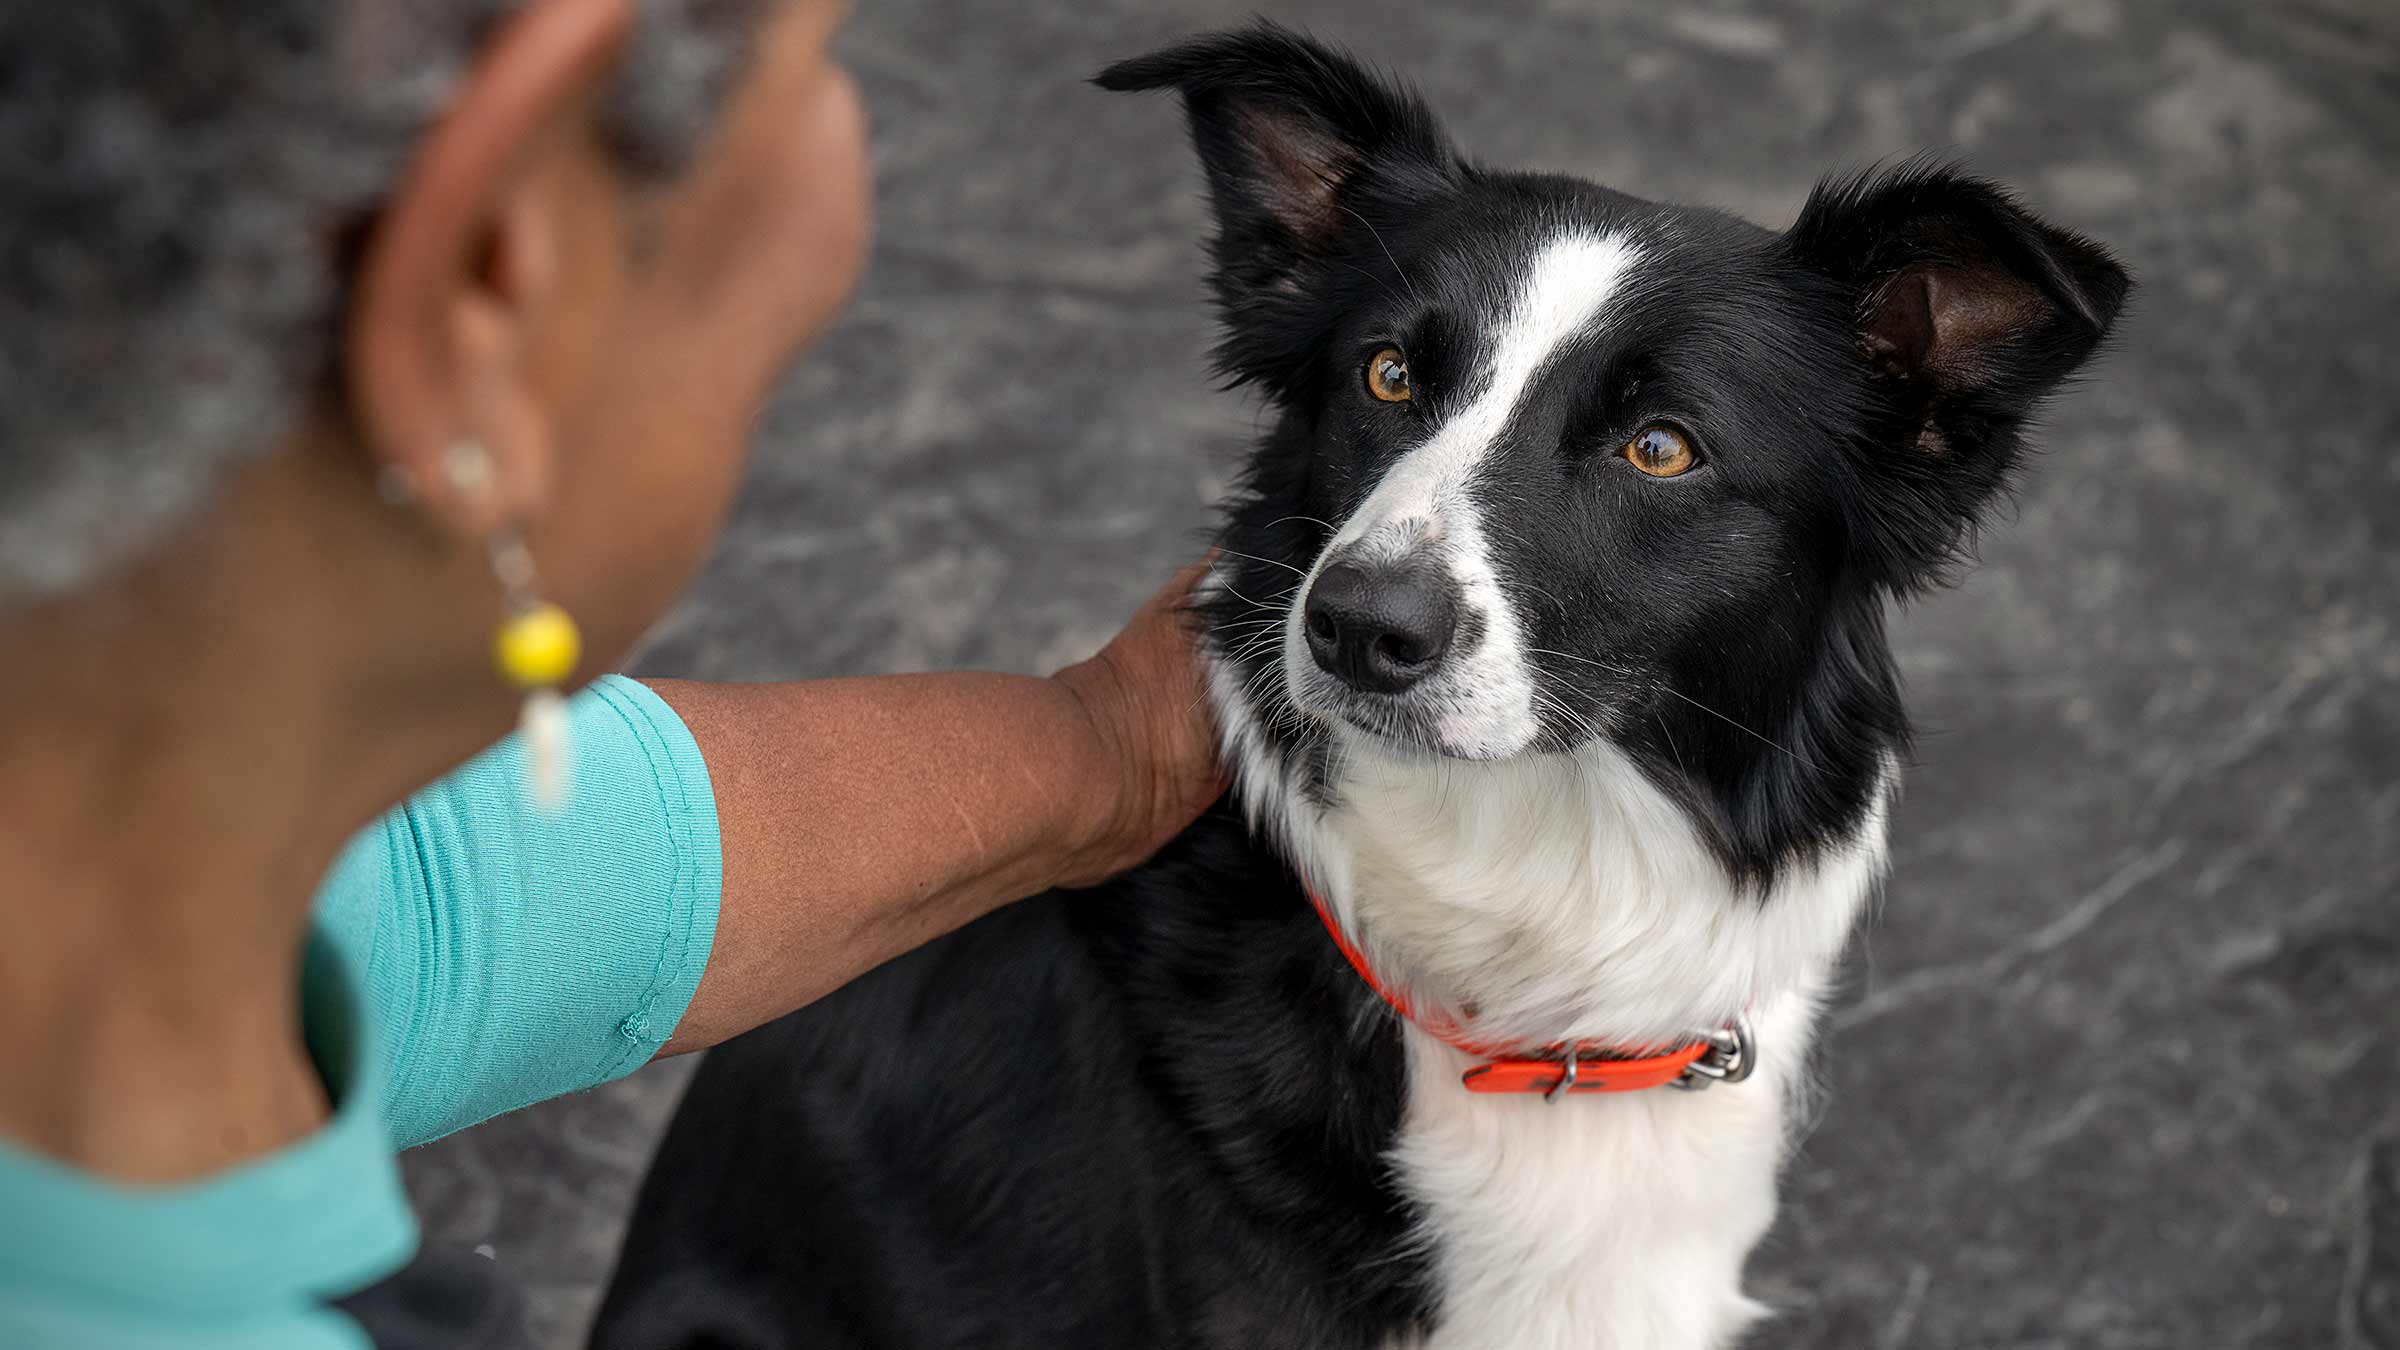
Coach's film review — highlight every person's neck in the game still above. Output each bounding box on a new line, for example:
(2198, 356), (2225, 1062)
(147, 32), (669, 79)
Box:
(0, 449), (509, 1184)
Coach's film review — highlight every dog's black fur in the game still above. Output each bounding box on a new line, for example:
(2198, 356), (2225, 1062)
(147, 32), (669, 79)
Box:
(593, 813), (1421, 1348)
(593, 24), (2125, 1350)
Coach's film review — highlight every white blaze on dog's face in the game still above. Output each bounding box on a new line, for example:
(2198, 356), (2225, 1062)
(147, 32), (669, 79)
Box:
(1104, 27), (2127, 884)
(1281, 231), (1644, 762)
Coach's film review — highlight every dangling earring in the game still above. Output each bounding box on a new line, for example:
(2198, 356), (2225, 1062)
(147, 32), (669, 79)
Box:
(447, 441), (582, 812)
(489, 526), (581, 812)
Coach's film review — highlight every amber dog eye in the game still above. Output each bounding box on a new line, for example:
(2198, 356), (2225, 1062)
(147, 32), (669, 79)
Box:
(1623, 424), (1697, 477)
(1364, 347), (1412, 403)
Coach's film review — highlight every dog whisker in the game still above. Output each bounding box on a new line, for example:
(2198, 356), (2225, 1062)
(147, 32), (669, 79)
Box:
(1261, 514), (1337, 535)
(1216, 580), (1299, 613)
(1652, 685), (1818, 772)
(1211, 547), (1309, 578)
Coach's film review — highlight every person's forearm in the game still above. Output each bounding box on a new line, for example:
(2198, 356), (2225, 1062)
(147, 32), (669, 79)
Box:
(644, 559), (1224, 1054)
(648, 671), (1130, 1053)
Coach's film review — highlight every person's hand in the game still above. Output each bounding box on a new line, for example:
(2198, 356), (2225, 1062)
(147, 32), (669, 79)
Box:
(1049, 554), (1230, 887)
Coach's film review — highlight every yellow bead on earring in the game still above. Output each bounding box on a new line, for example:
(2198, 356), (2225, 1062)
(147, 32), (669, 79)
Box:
(485, 518), (580, 814)
(495, 602), (582, 689)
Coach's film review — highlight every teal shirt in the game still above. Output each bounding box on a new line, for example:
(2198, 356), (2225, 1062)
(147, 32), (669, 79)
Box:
(0, 676), (723, 1348)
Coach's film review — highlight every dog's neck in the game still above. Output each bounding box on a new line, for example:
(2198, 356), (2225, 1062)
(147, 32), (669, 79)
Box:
(1212, 659), (1891, 1050)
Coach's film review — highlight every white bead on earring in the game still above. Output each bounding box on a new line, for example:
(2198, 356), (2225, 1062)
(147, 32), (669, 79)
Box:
(444, 440), (495, 496)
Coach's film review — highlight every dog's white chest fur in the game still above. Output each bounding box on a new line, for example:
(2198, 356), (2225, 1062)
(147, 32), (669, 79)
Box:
(1385, 997), (1814, 1350)
(1263, 733), (1889, 1350)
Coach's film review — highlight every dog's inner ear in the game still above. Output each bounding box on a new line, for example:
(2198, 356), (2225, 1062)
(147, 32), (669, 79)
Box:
(1862, 257), (2054, 395)
(1227, 101), (1360, 249)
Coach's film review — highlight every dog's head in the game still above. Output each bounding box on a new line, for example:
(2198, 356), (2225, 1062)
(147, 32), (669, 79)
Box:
(1103, 25), (2128, 877)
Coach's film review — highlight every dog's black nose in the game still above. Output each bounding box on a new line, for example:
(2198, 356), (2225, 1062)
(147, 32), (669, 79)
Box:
(1303, 556), (1460, 695)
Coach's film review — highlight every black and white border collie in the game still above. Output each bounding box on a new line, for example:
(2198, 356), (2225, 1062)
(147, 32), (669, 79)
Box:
(595, 24), (2127, 1350)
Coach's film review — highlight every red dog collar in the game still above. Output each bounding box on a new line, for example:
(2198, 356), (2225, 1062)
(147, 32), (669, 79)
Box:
(1305, 886), (1754, 1101)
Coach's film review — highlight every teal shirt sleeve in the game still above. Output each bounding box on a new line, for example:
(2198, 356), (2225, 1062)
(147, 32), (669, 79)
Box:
(313, 675), (723, 1149)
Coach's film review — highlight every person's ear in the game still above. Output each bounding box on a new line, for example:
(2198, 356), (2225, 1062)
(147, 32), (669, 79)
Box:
(346, 0), (636, 541)
(1095, 22), (1459, 400)
(1786, 160), (2132, 587)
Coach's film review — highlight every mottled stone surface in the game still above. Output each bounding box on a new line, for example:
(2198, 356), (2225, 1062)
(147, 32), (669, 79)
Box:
(402, 2), (2400, 1345)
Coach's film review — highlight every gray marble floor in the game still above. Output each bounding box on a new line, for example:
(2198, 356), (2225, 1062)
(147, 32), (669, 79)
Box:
(402, 2), (2400, 1345)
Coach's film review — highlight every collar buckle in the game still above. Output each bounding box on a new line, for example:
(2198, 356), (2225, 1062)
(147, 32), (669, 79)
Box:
(1667, 1018), (1758, 1091)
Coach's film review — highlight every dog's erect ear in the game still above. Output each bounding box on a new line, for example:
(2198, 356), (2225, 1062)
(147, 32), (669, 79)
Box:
(1095, 23), (1454, 268)
(1097, 24), (1456, 387)
(1790, 160), (2130, 451)
(1788, 161), (2131, 584)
